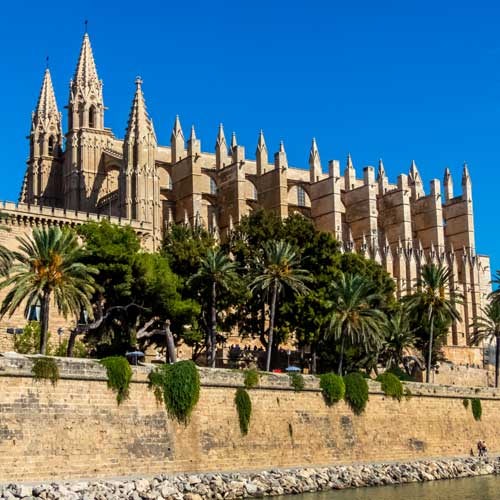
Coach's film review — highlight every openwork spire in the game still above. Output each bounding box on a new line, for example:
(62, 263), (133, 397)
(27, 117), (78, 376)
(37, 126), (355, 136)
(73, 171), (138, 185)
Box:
(73, 33), (99, 86)
(34, 68), (59, 121)
(171, 115), (184, 140)
(257, 129), (267, 152)
(125, 77), (155, 142)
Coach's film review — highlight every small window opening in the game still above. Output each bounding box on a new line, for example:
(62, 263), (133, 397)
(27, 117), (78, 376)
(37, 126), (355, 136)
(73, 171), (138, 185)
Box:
(210, 177), (217, 195)
(48, 136), (55, 156)
(89, 106), (96, 128)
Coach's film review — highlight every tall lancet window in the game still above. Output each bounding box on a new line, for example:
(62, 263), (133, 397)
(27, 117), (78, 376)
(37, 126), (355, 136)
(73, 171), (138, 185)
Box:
(210, 177), (217, 195)
(48, 136), (55, 156)
(89, 106), (96, 128)
(297, 186), (306, 207)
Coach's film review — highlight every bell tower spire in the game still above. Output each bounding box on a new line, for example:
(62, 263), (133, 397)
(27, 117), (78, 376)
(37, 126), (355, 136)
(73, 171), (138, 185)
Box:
(64, 31), (106, 211)
(22, 67), (63, 206)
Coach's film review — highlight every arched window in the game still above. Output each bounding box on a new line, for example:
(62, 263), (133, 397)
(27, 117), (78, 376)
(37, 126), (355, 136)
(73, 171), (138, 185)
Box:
(89, 106), (96, 128)
(297, 186), (306, 207)
(26, 303), (41, 322)
(210, 177), (217, 195)
(48, 136), (55, 156)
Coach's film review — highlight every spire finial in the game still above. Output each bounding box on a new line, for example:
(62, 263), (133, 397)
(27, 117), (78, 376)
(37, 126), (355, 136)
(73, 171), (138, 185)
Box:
(135, 75), (143, 88)
(279, 140), (285, 153)
(45, 56), (49, 70)
(190, 124), (197, 141)
(84, 19), (88, 34)
(231, 131), (237, 149)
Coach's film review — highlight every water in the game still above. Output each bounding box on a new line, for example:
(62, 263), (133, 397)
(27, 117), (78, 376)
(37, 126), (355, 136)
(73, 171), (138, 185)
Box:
(279, 475), (500, 499)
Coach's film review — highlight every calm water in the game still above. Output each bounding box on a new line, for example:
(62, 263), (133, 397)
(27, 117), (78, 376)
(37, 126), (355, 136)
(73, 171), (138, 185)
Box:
(279, 475), (500, 499)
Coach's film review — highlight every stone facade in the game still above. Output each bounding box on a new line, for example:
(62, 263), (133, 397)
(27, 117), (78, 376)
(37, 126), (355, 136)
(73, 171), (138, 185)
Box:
(0, 356), (499, 482)
(0, 32), (491, 356)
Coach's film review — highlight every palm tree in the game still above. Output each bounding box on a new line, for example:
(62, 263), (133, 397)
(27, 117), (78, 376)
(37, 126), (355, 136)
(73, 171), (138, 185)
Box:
(189, 248), (239, 368)
(405, 264), (461, 383)
(489, 270), (500, 305)
(382, 304), (415, 370)
(326, 272), (386, 375)
(0, 223), (13, 276)
(250, 240), (311, 372)
(0, 226), (97, 354)
(471, 301), (500, 388)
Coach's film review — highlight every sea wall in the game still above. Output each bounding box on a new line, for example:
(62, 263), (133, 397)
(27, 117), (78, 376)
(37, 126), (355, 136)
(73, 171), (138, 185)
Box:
(0, 354), (500, 483)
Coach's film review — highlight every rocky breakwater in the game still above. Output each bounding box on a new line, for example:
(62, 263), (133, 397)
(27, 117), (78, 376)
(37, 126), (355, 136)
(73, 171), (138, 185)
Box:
(1, 457), (499, 499)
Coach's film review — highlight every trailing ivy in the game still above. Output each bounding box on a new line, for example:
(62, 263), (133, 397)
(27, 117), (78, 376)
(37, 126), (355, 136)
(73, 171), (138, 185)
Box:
(376, 372), (404, 401)
(235, 388), (252, 435)
(100, 356), (132, 405)
(319, 373), (345, 406)
(289, 372), (305, 392)
(243, 369), (260, 389)
(148, 360), (200, 424)
(471, 398), (482, 421)
(32, 357), (59, 386)
(344, 372), (369, 415)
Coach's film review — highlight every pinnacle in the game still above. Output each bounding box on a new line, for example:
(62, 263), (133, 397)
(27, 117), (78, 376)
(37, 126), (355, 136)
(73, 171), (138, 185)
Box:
(462, 162), (470, 180)
(216, 123), (226, 145)
(279, 141), (286, 153)
(189, 125), (197, 141)
(35, 68), (59, 118)
(257, 130), (267, 151)
(346, 153), (354, 169)
(73, 33), (99, 86)
(309, 137), (320, 163)
(231, 131), (237, 149)
(444, 167), (452, 179)
(125, 78), (154, 141)
(377, 158), (386, 179)
(172, 115), (184, 140)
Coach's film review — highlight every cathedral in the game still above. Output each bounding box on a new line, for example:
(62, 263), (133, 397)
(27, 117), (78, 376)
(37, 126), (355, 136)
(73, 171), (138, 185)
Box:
(0, 32), (492, 363)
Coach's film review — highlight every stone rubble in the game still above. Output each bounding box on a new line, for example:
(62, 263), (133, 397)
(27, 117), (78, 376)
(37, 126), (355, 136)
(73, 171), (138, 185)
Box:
(1, 457), (499, 499)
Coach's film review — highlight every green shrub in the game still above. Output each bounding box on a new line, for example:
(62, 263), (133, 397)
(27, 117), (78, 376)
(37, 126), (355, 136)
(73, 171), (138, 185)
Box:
(386, 366), (413, 382)
(148, 360), (200, 424)
(376, 372), (404, 401)
(31, 357), (59, 386)
(471, 398), (482, 421)
(235, 388), (252, 435)
(100, 356), (132, 405)
(244, 369), (260, 389)
(463, 398), (469, 409)
(319, 373), (345, 406)
(289, 372), (305, 392)
(53, 338), (88, 358)
(15, 322), (48, 354)
(344, 372), (369, 415)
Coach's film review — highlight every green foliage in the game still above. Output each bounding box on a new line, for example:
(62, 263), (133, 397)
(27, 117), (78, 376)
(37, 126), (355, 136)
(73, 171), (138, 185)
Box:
(244, 369), (260, 389)
(319, 373), (345, 406)
(148, 361), (200, 424)
(235, 388), (252, 435)
(463, 398), (470, 409)
(100, 356), (133, 405)
(32, 357), (59, 386)
(344, 372), (369, 415)
(289, 372), (305, 392)
(14, 322), (47, 355)
(471, 398), (482, 421)
(376, 372), (404, 401)
(52, 338), (88, 358)
(386, 366), (413, 382)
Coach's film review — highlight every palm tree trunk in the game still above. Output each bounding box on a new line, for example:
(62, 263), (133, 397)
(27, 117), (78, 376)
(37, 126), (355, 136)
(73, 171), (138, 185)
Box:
(338, 335), (345, 376)
(165, 320), (177, 364)
(210, 281), (217, 368)
(266, 283), (278, 372)
(66, 328), (78, 357)
(426, 319), (434, 383)
(39, 291), (50, 355)
(495, 334), (500, 389)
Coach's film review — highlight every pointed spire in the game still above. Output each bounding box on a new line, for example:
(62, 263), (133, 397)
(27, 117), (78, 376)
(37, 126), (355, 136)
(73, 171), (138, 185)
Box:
(409, 160), (419, 179)
(171, 115), (184, 140)
(279, 140), (285, 153)
(257, 130), (267, 151)
(189, 125), (197, 141)
(216, 123), (226, 146)
(231, 131), (237, 150)
(462, 162), (471, 183)
(34, 68), (59, 119)
(377, 158), (386, 179)
(274, 141), (288, 170)
(125, 77), (155, 142)
(347, 153), (354, 169)
(73, 33), (99, 86)
(444, 167), (454, 201)
(309, 138), (321, 183)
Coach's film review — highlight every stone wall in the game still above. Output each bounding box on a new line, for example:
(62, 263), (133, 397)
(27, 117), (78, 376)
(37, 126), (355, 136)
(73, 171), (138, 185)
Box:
(1, 355), (500, 483)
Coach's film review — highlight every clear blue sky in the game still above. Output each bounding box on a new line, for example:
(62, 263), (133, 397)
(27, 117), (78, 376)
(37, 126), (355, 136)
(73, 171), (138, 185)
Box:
(1, 0), (499, 275)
